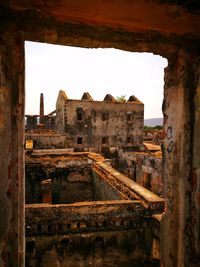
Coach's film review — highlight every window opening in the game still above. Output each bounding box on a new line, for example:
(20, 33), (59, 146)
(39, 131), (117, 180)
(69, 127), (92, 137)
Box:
(77, 137), (83, 144)
(77, 112), (83, 121)
(127, 136), (131, 144)
(102, 137), (108, 145)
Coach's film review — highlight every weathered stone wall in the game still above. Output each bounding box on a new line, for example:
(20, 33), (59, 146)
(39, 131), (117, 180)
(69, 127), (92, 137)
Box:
(25, 164), (45, 204)
(25, 133), (69, 149)
(0, 32), (25, 266)
(117, 150), (163, 196)
(26, 230), (158, 267)
(93, 171), (122, 201)
(192, 60), (200, 264)
(51, 167), (94, 204)
(56, 95), (144, 149)
(26, 115), (56, 132)
(25, 201), (159, 267)
(25, 156), (123, 204)
(161, 51), (200, 267)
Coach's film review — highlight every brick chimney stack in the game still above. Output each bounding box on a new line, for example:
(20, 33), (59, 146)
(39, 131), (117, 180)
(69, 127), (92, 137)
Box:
(40, 93), (44, 124)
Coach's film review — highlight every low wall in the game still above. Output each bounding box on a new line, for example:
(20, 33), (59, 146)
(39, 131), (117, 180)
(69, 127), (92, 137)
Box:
(25, 133), (68, 149)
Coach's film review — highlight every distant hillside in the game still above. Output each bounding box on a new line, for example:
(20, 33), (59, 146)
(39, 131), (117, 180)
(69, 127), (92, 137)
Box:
(144, 118), (163, 127)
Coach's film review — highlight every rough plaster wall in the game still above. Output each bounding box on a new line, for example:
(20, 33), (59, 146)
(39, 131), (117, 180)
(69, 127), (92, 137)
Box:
(117, 150), (163, 196)
(191, 59), (200, 264)
(93, 172), (122, 201)
(25, 165), (45, 204)
(52, 168), (94, 204)
(161, 50), (199, 267)
(25, 134), (68, 149)
(0, 33), (24, 266)
(135, 155), (162, 196)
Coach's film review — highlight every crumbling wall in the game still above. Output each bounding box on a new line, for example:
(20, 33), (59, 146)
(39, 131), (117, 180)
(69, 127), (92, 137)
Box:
(25, 164), (45, 204)
(0, 32), (25, 266)
(51, 167), (94, 204)
(25, 201), (159, 267)
(25, 133), (69, 149)
(56, 97), (143, 150)
(93, 171), (122, 200)
(161, 51), (200, 267)
(117, 150), (163, 196)
(25, 158), (124, 204)
(192, 60), (200, 263)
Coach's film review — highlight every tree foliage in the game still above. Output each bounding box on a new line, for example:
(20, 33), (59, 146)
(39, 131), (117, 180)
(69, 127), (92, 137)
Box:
(144, 125), (163, 130)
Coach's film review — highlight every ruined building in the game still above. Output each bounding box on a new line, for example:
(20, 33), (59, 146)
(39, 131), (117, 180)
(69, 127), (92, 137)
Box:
(25, 150), (164, 266)
(1, 1), (200, 267)
(25, 93), (56, 133)
(56, 90), (144, 153)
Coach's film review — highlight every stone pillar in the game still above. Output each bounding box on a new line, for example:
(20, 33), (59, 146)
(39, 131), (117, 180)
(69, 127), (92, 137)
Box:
(161, 51), (199, 267)
(0, 33), (25, 266)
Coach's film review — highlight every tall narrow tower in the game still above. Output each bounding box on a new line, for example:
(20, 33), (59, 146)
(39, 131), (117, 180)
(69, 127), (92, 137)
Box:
(40, 93), (44, 124)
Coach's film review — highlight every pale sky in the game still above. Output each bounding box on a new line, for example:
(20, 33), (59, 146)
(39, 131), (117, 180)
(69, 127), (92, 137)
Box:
(25, 41), (168, 119)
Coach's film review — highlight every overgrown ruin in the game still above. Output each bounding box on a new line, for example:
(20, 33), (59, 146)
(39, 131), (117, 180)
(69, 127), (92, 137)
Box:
(0, 1), (200, 267)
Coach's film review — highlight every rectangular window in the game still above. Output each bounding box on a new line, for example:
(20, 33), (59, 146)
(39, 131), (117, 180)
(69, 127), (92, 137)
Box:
(77, 113), (83, 121)
(102, 112), (109, 121)
(102, 137), (108, 145)
(127, 114), (131, 121)
(127, 137), (131, 144)
(77, 137), (83, 144)
(144, 173), (151, 189)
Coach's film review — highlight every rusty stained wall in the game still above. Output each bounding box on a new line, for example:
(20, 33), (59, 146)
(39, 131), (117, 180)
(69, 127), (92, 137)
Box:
(56, 96), (144, 149)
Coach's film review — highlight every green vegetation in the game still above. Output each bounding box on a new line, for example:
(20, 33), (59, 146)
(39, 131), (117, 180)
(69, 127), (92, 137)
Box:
(116, 95), (127, 102)
(144, 125), (163, 130)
